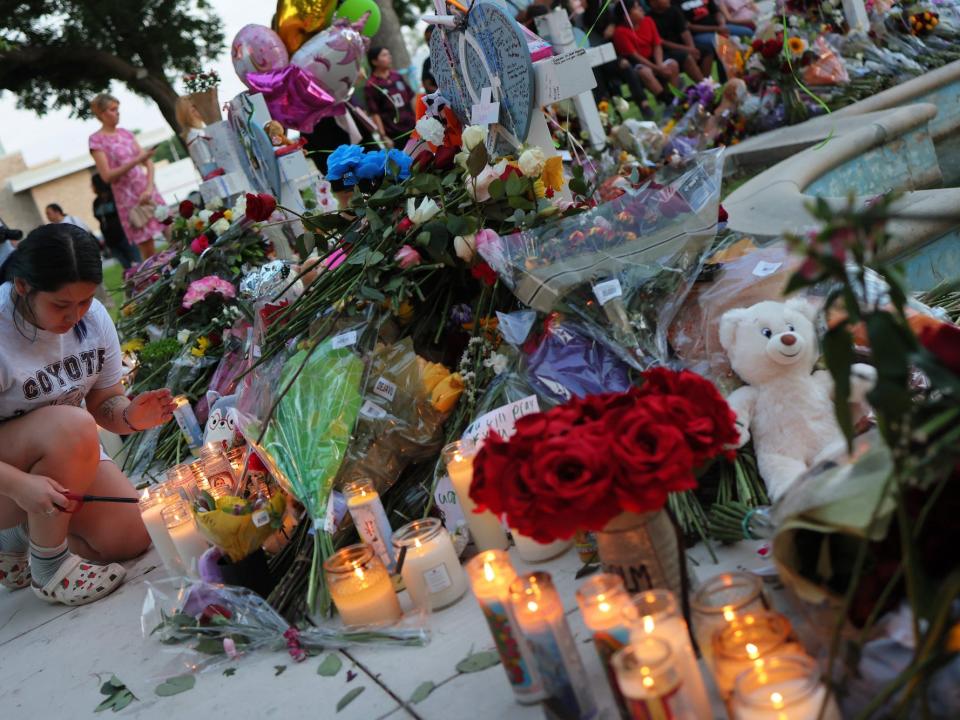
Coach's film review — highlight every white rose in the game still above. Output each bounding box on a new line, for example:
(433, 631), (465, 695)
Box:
(199, 209), (213, 224)
(211, 218), (230, 235)
(415, 116), (445, 147)
(206, 196), (224, 211)
(153, 204), (170, 221)
(406, 197), (441, 226)
(453, 233), (476, 262)
(518, 147), (546, 177)
(461, 124), (488, 151)
(466, 160), (507, 202)
(232, 195), (247, 217)
(613, 96), (630, 114)
(177, 329), (191, 344)
(483, 352), (509, 375)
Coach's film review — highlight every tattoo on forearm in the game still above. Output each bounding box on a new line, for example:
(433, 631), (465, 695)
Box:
(98, 396), (127, 423)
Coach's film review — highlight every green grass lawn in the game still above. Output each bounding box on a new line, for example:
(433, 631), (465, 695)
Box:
(103, 261), (125, 322)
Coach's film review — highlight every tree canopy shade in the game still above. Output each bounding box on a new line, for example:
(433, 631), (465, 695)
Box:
(0, 0), (225, 136)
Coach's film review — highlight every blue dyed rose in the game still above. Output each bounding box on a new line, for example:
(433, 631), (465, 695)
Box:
(327, 144), (365, 186)
(355, 150), (387, 181)
(386, 149), (412, 180)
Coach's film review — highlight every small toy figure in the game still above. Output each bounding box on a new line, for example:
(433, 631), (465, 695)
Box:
(175, 96), (224, 180)
(264, 120), (308, 156)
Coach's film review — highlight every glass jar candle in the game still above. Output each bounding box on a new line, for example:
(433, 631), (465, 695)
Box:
(392, 518), (467, 610)
(712, 612), (805, 701)
(732, 654), (841, 720)
(226, 446), (246, 475)
(166, 464), (196, 501)
(343, 479), (395, 571)
(623, 589), (712, 718)
(692, 571), (768, 667)
(199, 443), (237, 493)
(465, 550), (544, 704)
(161, 499), (210, 578)
(612, 638), (701, 719)
(324, 544), (402, 627)
(575, 573), (631, 718)
(138, 486), (184, 575)
(441, 440), (508, 552)
(510, 572), (596, 720)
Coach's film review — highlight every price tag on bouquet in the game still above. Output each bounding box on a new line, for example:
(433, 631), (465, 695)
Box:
(592, 278), (623, 306)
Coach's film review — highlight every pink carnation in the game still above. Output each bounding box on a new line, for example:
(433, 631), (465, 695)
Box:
(394, 245), (422, 269)
(182, 275), (236, 309)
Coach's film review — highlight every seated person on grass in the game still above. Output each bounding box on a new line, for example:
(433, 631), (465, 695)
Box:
(612, 0), (681, 106)
(648, 0), (707, 82)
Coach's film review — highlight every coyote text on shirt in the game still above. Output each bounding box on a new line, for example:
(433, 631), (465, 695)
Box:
(0, 283), (123, 423)
(676, 0), (719, 24)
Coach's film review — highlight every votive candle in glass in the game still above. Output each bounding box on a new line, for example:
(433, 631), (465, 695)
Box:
(199, 442), (237, 493)
(612, 637), (701, 719)
(138, 486), (184, 575)
(623, 589), (713, 718)
(161, 499), (210, 578)
(575, 573), (631, 718)
(166, 464), (197, 501)
(442, 440), (509, 552)
(712, 611), (806, 701)
(324, 543), (402, 627)
(465, 550), (544, 704)
(510, 572), (596, 720)
(692, 571), (768, 668)
(393, 518), (467, 610)
(732, 654), (841, 720)
(344, 479), (396, 572)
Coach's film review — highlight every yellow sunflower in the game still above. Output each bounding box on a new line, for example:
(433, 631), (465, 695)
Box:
(541, 156), (565, 192)
(121, 338), (146, 353)
(190, 336), (211, 358)
(787, 36), (807, 56)
(598, 100), (610, 114)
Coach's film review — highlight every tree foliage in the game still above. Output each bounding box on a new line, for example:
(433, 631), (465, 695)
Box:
(0, 0), (224, 134)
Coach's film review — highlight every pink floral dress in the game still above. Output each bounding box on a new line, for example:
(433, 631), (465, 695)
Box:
(88, 129), (166, 246)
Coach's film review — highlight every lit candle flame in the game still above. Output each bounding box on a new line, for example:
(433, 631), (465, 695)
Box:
(527, 600), (538, 613)
(483, 562), (495, 583)
(642, 615), (655, 634)
(642, 676), (654, 689)
(414, 538), (422, 549)
(723, 605), (736, 622)
(770, 691), (784, 709)
(745, 642), (759, 659)
(354, 567), (365, 581)
(598, 601), (610, 613)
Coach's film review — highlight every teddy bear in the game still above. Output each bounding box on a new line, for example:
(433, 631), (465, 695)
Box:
(718, 298), (877, 500)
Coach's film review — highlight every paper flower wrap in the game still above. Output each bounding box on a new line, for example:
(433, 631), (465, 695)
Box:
(194, 492), (287, 563)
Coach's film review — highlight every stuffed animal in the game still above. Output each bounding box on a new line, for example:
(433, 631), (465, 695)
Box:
(718, 299), (877, 500)
(204, 392), (244, 449)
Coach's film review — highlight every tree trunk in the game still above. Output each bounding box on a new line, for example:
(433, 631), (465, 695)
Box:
(371, 0), (411, 70)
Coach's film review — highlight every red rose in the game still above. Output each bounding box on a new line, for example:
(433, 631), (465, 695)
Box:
(190, 235), (210, 255)
(499, 165), (522, 182)
(209, 210), (225, 224)
(397, 217), (414, 234)
(761, 39), (782, 59)
(718, 204), (729, 223)
(178, 199), (195, 218)
(919, 322), (960, 376)
(414, 150), (434, 171)
(471, 261), (498, 286)
(245, 192), (277, 222)
(751, 38), (764, 52)
(433, 145), (458, 171)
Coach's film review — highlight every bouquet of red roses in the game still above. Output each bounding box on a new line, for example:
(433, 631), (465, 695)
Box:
(470, 368), (739, 543)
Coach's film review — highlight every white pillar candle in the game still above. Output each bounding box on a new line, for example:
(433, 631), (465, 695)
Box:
(393, 518), (467, 610)
(324, 544), (402, 627)
(623, 589), (713, 718)
(344, 479), (396, 571)
(612, 638), (702, 719)
(575, 573), (631, 717)
(162, 500), (210, 578)
(442, 440), (509, 552)
(138, 488), (185, 575)
(731, 654), (841, 720)
(512, 529), (571, 563)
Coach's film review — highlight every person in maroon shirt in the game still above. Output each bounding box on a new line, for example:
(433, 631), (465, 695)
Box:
(611, 0), (681, 104)
(364, 47), (416, 148)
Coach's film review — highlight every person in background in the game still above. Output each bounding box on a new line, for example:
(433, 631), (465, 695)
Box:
(649, 0), (707, 81)
(676, 0), (753, 80)
(91, 173), (140, 270)
(612, 0), (682, 105)
(44, 204), (94, 235)
(717, 0), (759, 30)
(364, 47), (416, 148)
(88, 93), (167, 260)
(421, 26), (438, 95)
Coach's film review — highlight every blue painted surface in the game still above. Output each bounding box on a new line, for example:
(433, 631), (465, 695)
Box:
(899, 227), (960, 292)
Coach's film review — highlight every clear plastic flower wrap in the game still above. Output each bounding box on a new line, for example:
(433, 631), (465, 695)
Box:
(141, 577), (429, 678)
(479, 149), (724, 369)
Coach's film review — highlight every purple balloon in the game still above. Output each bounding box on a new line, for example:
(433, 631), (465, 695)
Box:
(246, 65), (341, 133)
(232, 24), (290, 88)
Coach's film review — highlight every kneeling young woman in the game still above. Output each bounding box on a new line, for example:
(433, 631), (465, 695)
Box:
(0, 224), (175, 605)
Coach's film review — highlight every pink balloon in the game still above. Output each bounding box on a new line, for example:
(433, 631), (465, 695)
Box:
(232, 24), (290, 88)
(290, 19), (368, 103)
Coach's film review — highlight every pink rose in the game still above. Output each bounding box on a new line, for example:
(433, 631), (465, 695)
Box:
(394, 245), (422, 269)
(190, 235), (210, 254)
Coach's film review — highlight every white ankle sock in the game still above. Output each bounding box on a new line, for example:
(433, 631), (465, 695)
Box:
(29, 540), (70, 586)
(0, 524), (29, 554)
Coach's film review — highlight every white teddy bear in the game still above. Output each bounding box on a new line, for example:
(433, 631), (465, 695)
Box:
(718, 298), (877, 500)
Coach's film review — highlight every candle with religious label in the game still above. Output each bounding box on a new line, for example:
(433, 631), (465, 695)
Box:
(712, 612), (806, 701)
(343, 479), (396, 571)
(465, 550), (544, 704)
(324, 544), (402, 627)
(138, 486), (184, 575)
(392, 518), (467, 610)
(511, 529), (571, 563)
(199, 442), (238, 493)
(575, 573), (631, 718)
(510, 572), (597, 720)
(622, 589), (713, 718)
(692, 571), (768, 668)
(442, 440), (509, 551)
(732, 654), (841, 720)
(612, 638), (701, 719)
(162, 499), (210, 577)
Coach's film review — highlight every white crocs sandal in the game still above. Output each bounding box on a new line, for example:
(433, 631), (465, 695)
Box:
(0, 551), (31, 590)
(31, 555), (126, 606)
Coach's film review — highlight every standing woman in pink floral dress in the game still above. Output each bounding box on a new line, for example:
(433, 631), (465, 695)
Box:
(88, 94), (167, 260)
